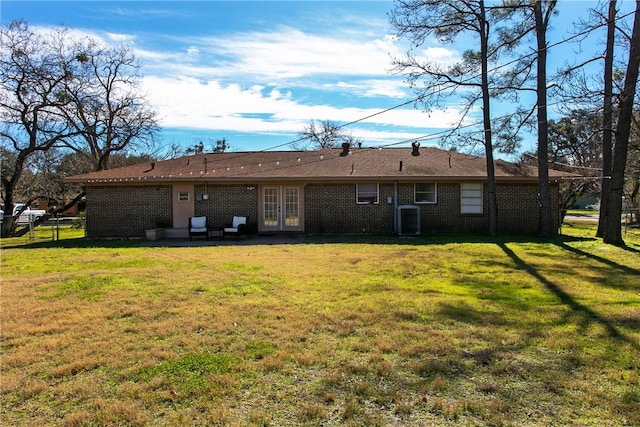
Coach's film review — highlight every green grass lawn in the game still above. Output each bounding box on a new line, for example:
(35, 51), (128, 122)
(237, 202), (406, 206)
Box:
(1, 223), (639, 426)
(565, 209), (598, 216)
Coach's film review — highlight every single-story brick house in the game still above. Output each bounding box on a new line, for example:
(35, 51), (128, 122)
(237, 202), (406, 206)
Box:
(66, 143), (570, 238)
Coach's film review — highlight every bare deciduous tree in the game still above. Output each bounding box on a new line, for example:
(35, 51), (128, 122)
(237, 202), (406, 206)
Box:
(59, 40), (158, 171)
(184, 138), (230, 155)
(1, 21), (159, 237)
(294, 120), (361, 150)
(0, 22), (80, 236)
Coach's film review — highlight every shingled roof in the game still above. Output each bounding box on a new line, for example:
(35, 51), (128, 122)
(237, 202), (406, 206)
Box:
(66, 145), (572, 184)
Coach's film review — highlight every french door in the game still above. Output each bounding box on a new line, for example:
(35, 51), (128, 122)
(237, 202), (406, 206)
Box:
(262, 186), (302, 232)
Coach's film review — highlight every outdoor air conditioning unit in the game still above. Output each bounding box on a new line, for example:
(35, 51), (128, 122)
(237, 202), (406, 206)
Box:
(397, 205), (420, 236)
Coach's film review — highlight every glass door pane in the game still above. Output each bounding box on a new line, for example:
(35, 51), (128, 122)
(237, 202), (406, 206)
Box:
(284, 187), (299, 227)
(263, 187), (279, 227)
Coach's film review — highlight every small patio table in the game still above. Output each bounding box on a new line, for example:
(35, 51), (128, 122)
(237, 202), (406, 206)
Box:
(208, 227), (224, 240)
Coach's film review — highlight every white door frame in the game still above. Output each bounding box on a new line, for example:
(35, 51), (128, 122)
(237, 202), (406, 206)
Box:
(260, 185), (303, 232)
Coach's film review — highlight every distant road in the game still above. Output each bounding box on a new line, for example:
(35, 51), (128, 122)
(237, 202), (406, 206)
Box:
(564, 213), (599, 222)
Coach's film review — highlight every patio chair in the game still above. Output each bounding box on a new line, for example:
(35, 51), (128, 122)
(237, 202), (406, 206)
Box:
(223, 216), (248, 240)
(189, 216), (209, 240)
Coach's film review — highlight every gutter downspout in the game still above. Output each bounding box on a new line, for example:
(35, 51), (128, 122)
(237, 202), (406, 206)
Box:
(393, 182), (398, 234)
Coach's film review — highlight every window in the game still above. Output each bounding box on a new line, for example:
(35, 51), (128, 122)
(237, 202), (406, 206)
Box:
(415, 183), (437, 204)
(357, 183), (378, 204)
(178, 192), (190, 202)
(460, 183), (483, 214)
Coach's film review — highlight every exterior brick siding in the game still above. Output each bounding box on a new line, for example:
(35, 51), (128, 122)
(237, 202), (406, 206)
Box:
(194, 184), (258, 228)
(396, 183), (484, 233)
(86, 185), (172, 238)
(304, 184), (395, 234)
(305, 182), (558, 235)
(496, 183), (560, 234)
(85, 181), (559, 238)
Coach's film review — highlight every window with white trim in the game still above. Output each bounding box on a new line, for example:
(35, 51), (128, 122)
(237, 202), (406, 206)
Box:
(460, 183), (483, 214)
(357, 183), (379, 204)
(415, 183), (437, 204)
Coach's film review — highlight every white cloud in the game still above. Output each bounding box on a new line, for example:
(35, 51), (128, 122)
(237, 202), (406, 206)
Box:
(420, 47), (459, 64)
(143, 75), (468, 135)
(323, 80), (408, 98)
(32, 19), (467, 145)
(349, 128), (437, 146)
(136, 25), (407, 81)
(131, 24), (458, 139)
(176, 27), (393, 79)
(106, 32), (135, 43)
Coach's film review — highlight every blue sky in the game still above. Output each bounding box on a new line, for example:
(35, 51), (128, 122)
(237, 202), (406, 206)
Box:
(1, 1), (635, 157)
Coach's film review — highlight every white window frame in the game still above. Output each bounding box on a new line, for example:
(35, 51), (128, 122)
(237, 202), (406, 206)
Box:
(414, 183), (437, 204)
(178, 192), (190, 202)
(460, 183), (483, 214)
(356, 183), (379, 204)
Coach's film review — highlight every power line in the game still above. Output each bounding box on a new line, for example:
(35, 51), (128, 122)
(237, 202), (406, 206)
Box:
(522, 153), (605, 172)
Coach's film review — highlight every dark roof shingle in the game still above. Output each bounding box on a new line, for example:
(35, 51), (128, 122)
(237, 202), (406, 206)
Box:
(66, 146), (572, 183)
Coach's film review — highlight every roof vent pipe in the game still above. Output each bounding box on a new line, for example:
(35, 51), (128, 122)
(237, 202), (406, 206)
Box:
(399, 160), (403, 171)
(150, 162), (155, 170)
(411, 141), (420, 156)
(340, 142), (351, 156)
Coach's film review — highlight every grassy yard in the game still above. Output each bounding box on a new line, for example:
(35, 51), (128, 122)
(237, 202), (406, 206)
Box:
(1, 223), (639, 426)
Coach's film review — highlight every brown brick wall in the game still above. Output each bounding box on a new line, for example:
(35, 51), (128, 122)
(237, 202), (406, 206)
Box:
(86, 185), (172, 238)
(86, 181), (559, 237)
(305, 182), (558, 235)
(497, 183), (560, 233)
(497, 184), (538, 233)
(304, 184), (395, 233)
(396, 183), (487, 233)
(194, 184), (258, 228)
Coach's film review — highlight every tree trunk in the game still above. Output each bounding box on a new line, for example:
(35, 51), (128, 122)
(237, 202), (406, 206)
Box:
(1, 150), (29, 238)
(604, 0), (640, 245)
(630, 177), (639, 223)
(1, 183), (16, 238)
(535, 1), (553, 238)
(597, 0), (617, 237)
(479, 0), (498, 236)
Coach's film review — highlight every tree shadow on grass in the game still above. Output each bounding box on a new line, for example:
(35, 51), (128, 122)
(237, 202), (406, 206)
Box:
(497, 243), (639, 351)
(554, 241), (640, 278)
(618, 244), (640, 255)
(438, 301), (506, 326)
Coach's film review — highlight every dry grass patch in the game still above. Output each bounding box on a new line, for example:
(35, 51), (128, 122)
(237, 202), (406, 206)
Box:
(1, 224), (639, 425)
